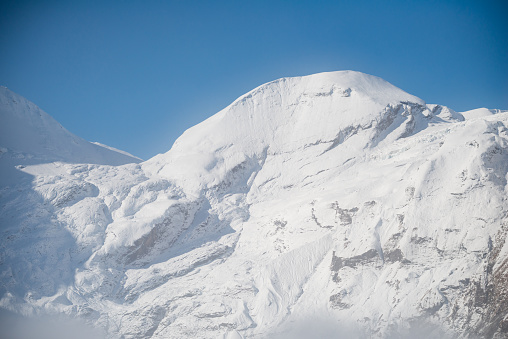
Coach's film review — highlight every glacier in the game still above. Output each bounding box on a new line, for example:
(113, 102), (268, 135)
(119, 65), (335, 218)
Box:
(1, 71), (508, 338)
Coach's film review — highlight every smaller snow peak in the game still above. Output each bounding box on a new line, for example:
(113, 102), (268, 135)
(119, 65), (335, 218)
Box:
(0, 87), (141, 169)
(460, 107), (508, 120)
(427, 104), (465, 123)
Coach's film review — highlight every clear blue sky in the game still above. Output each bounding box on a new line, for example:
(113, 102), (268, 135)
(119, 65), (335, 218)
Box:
(1, 0), (507, 160)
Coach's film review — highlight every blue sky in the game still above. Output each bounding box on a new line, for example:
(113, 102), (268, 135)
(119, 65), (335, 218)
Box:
(1, 0), (507, 160)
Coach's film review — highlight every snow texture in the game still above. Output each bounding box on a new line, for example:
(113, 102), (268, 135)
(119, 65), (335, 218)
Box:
(1, 71), (508, 338)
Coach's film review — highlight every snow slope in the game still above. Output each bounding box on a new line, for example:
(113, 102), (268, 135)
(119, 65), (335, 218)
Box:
(460, 107), (508, 120)
(0, 86), (140, 185)
(1, 72), (508, 339)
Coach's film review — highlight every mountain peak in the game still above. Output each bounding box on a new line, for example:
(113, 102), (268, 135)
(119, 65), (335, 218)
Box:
(230, 71), (424, 108)
(0, 86), (140, 185)
(289, 70), (422, 103)
(166, 71), (424, 155)
(150, 71), (430, 193)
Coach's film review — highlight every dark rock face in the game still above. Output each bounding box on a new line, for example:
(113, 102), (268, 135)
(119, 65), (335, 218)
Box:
(384, 249), (409, 264)
(466, 226), (508, 338)
(329, 293), (351, 309)
(331, 249), (379, 271)
(331, 248), (409, 272)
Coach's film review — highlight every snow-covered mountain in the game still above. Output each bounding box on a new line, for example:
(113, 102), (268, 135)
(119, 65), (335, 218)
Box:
(0, 86), (141, 185)
(1, 72), (508, 338)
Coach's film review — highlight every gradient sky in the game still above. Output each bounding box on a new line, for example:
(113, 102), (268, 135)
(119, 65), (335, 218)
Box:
(1, 0), (507, 160)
